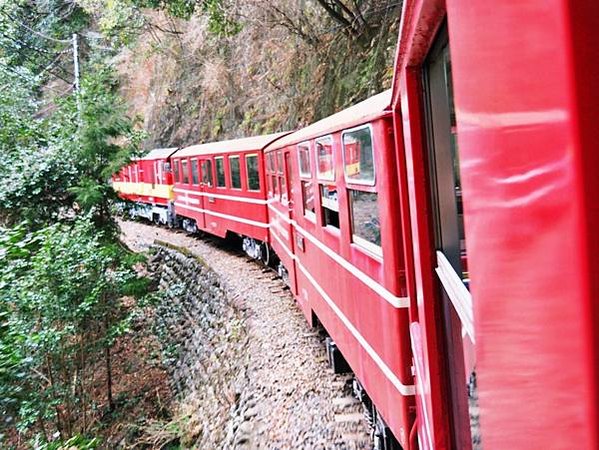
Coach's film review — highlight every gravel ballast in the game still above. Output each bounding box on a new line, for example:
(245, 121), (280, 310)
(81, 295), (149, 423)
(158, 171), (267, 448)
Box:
(121, 220), (371, 449)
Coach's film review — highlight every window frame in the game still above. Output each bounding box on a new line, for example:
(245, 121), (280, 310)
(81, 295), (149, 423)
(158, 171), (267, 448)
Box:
(342, 124), (377, 187)
(181, 159), (189, 184)
(229, 155), (242, 190)
(297, 141), (312, 179)
(245, 153), (261, 192)
(202, 159), (214, 187)
(215, 156), (226, 188)
(190, 158), (200, 185)
(348, 189), (383, 257)
(315, 135), (335, 182)
(301, 180), (316, 222)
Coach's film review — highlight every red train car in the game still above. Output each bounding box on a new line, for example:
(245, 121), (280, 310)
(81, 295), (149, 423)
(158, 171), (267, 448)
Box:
(171, 133), (289, 260)
(112, 147), (178, 224)
(264, 90), (416, 448)
(390, 0), (599, 449)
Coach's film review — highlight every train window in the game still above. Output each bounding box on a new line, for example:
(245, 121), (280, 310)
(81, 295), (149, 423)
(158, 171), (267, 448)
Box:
(298, 142), (311, 178)
(343, 125), (375, 185)
(191, 159), (200, 185)
(349, 190), (381, 254)
(246, 154), (260, 191)
(229, 156), (242, 189)
(276, 151), (283, 174)
(267, 153), (274, 172)
(302, 180), (315, 220)
(215, 157), (226, 187)
(181, 160), (189, 184)
(320, 184), (339, 229)
(316, 136), (335, 181)
(202, 160), (213, 187)
(280, 175), (287, 203)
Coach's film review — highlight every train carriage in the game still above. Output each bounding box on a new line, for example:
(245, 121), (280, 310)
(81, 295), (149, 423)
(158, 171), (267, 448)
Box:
(264, 90), (415, 448)
(112, 147), (178, 224)
(391, 0), (599, 448)
(171, 133), (289, 261)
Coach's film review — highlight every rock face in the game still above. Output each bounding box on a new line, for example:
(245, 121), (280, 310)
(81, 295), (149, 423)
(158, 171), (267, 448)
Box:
(149, 244), (247, 448)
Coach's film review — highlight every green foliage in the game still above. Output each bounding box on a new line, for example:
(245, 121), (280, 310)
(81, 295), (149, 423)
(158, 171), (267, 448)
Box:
(0, 0), (89, 76)
(201, 0), (242, 37)
(0, 218), (150, 445)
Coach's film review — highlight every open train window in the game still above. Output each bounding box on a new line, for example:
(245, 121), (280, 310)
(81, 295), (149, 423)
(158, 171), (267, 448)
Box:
(229, 156), (242, 189)
(320, 184), (339, 229)
(316, 136), (335, 181)
(191, 159), (200, 185)
(349, 190), (381, 255)
(246, 154), (260, 191)
(298, 142), (312, 178)
(202, 160), (213, 187)
(302, 180), (316, 220)
(215, 157), (226, 187)
(181, 159), (189, 184)
(343, 125), (375, 185)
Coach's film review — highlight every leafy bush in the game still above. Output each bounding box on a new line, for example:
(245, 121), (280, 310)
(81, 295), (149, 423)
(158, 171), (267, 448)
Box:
(0, 218), (150, 445)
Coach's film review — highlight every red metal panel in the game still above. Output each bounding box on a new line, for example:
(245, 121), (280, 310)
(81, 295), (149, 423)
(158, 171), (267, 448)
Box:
(446, 0), (599, 447)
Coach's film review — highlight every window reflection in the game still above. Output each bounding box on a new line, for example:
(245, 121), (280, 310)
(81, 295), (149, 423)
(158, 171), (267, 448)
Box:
(350, 190), (381, 250)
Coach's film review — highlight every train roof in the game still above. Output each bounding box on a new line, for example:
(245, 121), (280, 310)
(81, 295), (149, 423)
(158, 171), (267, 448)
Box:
(141, 147), (179, 160)
(265, 89), (392, 151)
(174, 132), (291, 158)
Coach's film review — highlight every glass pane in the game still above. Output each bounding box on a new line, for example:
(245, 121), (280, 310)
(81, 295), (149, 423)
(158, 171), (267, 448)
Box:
(267, 153), (274, 172)
(316, 136), (334, 180)
(230, 156), (241, 189)
(350, 190), (381, 249)
(344, 127), (375, 184)
(298, 142), (311, 177)
(173, 160), (180, 183)
(302, 180), (315, 216)
(273, 175), (279, 197)
(202, 160), (213, 186)
(276, 151), (283, 174)
(246, 154), (260, 191)
(191, 160), (199, 185)
(320, 184), (339, 228)
(215, 157), (226, 187)
(280, 175), (287, 202)
(181, 160), (189, 184)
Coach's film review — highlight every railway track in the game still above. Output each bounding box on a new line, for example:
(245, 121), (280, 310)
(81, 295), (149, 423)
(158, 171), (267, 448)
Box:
(120, 219), (372, 449)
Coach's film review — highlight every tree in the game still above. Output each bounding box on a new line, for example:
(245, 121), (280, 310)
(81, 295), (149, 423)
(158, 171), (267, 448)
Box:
(0, 218), (149, 446)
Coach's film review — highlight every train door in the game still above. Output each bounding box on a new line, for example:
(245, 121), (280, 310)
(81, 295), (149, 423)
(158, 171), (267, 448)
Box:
(423, 26), (477, 449)
(283, 150), (299, 295)
(186, 158), (204, 230)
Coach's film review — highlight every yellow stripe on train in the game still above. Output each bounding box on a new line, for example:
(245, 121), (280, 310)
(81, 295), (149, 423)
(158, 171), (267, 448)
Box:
(112, 182), (174, 200)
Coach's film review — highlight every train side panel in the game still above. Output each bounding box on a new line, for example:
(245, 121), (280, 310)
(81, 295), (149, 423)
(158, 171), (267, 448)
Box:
(266, 102), (416, 448)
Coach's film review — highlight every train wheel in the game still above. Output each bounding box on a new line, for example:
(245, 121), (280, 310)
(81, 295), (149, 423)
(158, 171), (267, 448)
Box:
(260, 242), (270, 266)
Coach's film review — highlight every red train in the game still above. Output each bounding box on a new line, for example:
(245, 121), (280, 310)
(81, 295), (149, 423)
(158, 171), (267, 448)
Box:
(114, 1), (599, 448)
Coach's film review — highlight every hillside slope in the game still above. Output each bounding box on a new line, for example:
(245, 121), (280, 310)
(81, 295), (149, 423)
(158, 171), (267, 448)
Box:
(111, 1), (400, 149)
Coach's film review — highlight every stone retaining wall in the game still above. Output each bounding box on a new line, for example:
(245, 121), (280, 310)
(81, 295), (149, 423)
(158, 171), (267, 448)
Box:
(149, 243), (249, 448)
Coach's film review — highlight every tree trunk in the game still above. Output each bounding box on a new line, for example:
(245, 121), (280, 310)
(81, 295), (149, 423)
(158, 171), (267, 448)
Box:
(105, 344), (114, 412)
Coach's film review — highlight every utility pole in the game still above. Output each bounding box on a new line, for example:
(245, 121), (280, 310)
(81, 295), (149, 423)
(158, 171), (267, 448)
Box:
(72, 32), (80, 93)
(72, 32), (82, 119)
